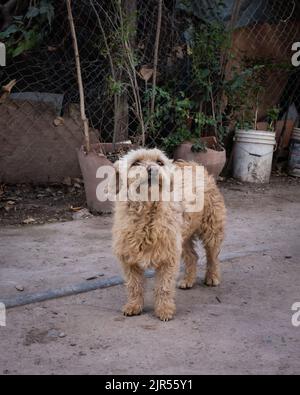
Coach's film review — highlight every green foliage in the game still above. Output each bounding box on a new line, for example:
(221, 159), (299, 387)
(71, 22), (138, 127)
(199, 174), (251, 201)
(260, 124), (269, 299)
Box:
(227, 57), (288, 131)
(163, 128), (191, 155)
(267, 107), (280, 132)
(225, 64), (266, 130)
(150, 87), (218, 155)
(189, 19), (231, 142)
(108, 76), (125, 96)
(144, 88), (192, 154)
(194, 112), (217, 136)
(191, 141), (207, 153)
(145, 88), (193, 150)
(0, 0), (54, 58)
(192, 21), (229, 97)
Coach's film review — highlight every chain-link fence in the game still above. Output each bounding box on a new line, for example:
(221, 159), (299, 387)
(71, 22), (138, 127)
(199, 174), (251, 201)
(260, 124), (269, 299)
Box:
(0, 0), (299, 169)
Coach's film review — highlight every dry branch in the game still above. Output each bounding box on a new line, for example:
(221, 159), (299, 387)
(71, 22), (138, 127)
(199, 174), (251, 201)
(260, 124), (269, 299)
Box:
(66, 0), (91, 153)
(0, 79), (17, 104)
(151, 0), (163, 117)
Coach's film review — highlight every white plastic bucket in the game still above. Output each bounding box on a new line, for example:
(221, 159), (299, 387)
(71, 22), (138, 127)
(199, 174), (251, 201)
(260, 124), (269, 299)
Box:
(289, 128), (300, 177)
(233, 130), (276, 183)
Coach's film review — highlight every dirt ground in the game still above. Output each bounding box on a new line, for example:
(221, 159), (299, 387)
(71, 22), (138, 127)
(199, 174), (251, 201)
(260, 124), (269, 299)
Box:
(0, 176), (300, 375)
(0, 180), (86, 226)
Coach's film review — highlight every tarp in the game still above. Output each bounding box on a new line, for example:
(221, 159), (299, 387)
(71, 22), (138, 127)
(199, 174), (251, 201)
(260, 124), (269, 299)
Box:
(176, 0), (300, 28)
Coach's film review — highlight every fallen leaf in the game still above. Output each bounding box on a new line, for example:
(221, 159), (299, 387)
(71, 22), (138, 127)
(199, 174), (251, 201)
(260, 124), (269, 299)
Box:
(173, 45), (185, 59)
(63, 177), (72, 187)
(70, 206), (83, 212)
(4, 203), (13, 212)
(139, 65), (154, 82)
(53, 117), (64, 127)
(0, 184), (5, 197)
(2, 80), (17, 94)
(73, 178), (84, 184)
(23, 217), (36, 225)
(72, 208), (91, 220)
(0, 80), (17, 103)
(48, 46), (58, 52)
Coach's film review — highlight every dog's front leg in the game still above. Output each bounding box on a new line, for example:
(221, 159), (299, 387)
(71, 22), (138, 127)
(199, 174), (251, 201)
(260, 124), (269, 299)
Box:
(154, 260), (179, 322)
(122, 264), (145, 317)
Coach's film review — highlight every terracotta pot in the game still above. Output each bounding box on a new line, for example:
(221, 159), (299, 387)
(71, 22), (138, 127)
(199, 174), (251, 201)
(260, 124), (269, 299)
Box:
(173, 137), (226, 178)
(78, 143), (136, 214)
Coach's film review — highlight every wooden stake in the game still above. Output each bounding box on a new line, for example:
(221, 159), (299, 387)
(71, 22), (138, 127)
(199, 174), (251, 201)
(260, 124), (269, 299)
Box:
(151, 0), (163, 118)
(66, 0), (91, 153)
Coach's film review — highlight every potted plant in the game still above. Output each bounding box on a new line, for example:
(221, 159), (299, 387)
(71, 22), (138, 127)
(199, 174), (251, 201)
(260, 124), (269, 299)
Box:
(157, 19), (231, 178)
(164, 110), (226, 178)
(230, 69), (278, 183)
(234, 103), (294, 182)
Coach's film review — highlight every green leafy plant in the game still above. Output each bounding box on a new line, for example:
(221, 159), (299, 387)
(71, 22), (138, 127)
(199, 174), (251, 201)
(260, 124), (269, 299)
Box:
(144, 88), (193, 154)
(0, 0), (54, 58)
(163, 113), (216, 155)
(228, 57), (290, 131)
(143, 85), (221, 155)
(225, 64), (266, 130)
(191, 20), (231, 140)
(191, 141), (207, 153)
(267, 107), (280, 132)
(194, 112), (217, 136)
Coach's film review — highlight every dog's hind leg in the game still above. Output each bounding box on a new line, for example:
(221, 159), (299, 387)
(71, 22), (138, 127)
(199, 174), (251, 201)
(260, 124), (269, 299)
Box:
(154, 258), (180, 321)
(178, 238), (198, 289)
(203, 232), (224, 287)
(122, 265), (145, 317)
(201, 191), (226, 287)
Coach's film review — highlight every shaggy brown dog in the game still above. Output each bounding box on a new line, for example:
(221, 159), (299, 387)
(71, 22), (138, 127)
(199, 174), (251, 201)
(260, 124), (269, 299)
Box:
(112, 148), (226, 321)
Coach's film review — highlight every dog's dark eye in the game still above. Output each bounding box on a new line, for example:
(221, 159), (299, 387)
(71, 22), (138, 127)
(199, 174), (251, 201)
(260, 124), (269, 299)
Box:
(157, 160), (164, 166)
(132, 161), (141, 167)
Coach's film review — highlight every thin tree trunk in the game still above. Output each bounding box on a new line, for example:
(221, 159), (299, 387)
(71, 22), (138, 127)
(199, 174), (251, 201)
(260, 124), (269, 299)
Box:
(66, 0), (91, 153)
(89, 0), (120, 150)
(151, 0), (163, 119)
(117, 0), (146, 146)
(114, 0), (137, 145)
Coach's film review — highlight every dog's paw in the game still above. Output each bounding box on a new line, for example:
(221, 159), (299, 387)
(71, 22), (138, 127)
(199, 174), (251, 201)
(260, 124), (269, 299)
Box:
(204, 272), (221, 287)
(178, 278), (195, 290)
(155, 304), (176, 322)
(122, 303), (143, 317)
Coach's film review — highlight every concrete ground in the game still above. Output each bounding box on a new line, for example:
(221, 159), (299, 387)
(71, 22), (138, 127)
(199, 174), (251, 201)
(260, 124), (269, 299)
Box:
(0, 177), (299, 375)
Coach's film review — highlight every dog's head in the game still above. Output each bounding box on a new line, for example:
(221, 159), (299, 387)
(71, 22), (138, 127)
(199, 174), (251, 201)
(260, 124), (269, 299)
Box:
(112, 148), (175, 203)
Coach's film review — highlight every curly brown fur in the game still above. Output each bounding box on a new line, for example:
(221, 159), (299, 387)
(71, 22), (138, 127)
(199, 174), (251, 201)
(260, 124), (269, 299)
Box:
(112, 148), (226, 321)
